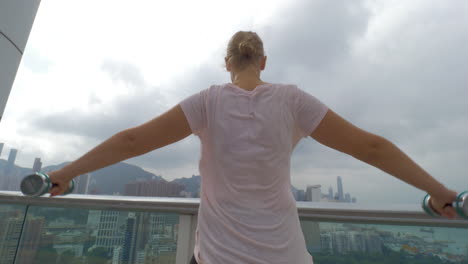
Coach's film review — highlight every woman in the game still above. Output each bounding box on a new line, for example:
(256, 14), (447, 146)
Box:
(48, 31), (458, 264)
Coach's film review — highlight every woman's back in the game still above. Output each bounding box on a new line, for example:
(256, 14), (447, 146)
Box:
(45, 30), (459, 264)
(180, 82), (328, 264)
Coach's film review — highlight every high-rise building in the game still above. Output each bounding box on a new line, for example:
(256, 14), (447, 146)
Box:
(7, 149), (17, 166)
(112, 246), (122, 264)
(305, 186), (312, 201)
(0, 216), (23, 263)
(331, 231), (349, 254)
(297, 190), (305, 201)
(75, 174), (91, 194)
(15, 217), (45, 263)
(352, 197), (357, 203)
(124, 179), (184, 197)
(4, 148), (19, 190)
(114, 212), (179, 263)
(306, 185), (322, 202)
(121, 213), (137, 264)
(345, 193), (351, 203)
(337, 176), (344, 202)
(134, 213), (151, 259)
(320, 233), (333, 253)
(0, 143), (4, 157)
(328, 187), (333, 200)
(32, 158), (42, 172)
(95, 211), (125, 252)
(87, 210), (101, 232)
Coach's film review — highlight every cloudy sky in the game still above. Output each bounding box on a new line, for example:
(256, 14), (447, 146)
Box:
(1, 0), (467, 204)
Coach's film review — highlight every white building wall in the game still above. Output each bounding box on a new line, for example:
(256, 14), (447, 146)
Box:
(306, 184), (322, 202)
(0, 0), (41, 121)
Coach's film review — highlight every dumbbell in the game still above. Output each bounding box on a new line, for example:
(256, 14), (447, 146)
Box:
(20, 172), (75, 197)
(422, 191), (468, 220)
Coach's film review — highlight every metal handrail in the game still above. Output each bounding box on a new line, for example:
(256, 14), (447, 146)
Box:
(1, 191), (466, 228)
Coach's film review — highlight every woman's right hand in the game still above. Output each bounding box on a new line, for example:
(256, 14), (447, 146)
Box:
(48, 170), (73, 197)
(429, 188), (458, 219)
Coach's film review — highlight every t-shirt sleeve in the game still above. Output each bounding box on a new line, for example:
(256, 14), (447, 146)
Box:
(290, 85), (329, 138)
(179, 88), (209, 136)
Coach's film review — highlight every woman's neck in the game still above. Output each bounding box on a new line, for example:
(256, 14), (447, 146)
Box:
(230, 69), (265, 90)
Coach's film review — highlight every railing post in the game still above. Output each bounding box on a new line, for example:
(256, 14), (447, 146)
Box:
(189, 214), (197, 259)
(175, 214), (194, 264)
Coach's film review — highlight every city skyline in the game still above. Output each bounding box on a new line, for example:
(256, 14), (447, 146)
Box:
(1, 141), (357, 202)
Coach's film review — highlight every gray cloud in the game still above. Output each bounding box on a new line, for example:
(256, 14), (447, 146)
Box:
(279, 1), (468, 202)
(23, 59), (168, 139)
(17, 59), (205, 174)
(101, 59), (146, 88)
(261, 0), (370, 73)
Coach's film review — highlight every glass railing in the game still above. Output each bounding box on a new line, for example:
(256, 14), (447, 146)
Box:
(298, 201), (468, 263)
(15, 206), (179, 264)
(0, 204), (28, 264)
(0, 191), (467, 264)
(302, 221), (468, 263)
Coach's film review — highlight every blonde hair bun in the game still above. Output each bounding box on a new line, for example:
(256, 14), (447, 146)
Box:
(226, 31), (264, 71)
(239, 41), (256, 58)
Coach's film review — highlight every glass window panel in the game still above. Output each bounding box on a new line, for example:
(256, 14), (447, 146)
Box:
(15, 206), (180, 264)
(0, 204), (28, 264)
(300, 219), (468, 263)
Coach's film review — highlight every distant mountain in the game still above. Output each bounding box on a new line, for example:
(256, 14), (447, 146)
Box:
(171, 175), (201, 197)
(0, 159), (163, 195)
(42, 162), (164, 195)
(42, 161), (71, 172)
(1, 159), (300, 198)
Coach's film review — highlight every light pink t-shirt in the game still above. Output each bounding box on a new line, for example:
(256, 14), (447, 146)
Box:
(179, 83), (328, 264)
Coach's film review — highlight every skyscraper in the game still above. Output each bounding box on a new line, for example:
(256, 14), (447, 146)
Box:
(328, 186), (333, 200)
(96, 211), (125, 252)
(337, 176), (344, 202)
(306, 185), (322, 202)
(4, 148), (18, 189)
(0, 216), (23, 262)
(345, 193), (351, 203)
(0, 143), (4, 156)
(15, 217), (45, 263)
(121, 213), (137, 264)
(124, 179), (184, 197)
(297, 190), (305, 201)
(7, 149), (17, 165)
(32, 158), (42, 173)
(75, 174), (91, 194)
(305, 185), (312, 201)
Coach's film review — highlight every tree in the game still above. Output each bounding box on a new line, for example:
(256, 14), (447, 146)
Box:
(35, 245), (58, 263)
(86, 247), (110, 264)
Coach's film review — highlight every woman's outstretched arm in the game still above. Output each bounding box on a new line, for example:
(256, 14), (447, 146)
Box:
(310, 109), (458, 219)
(48, 104), (192, 196)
